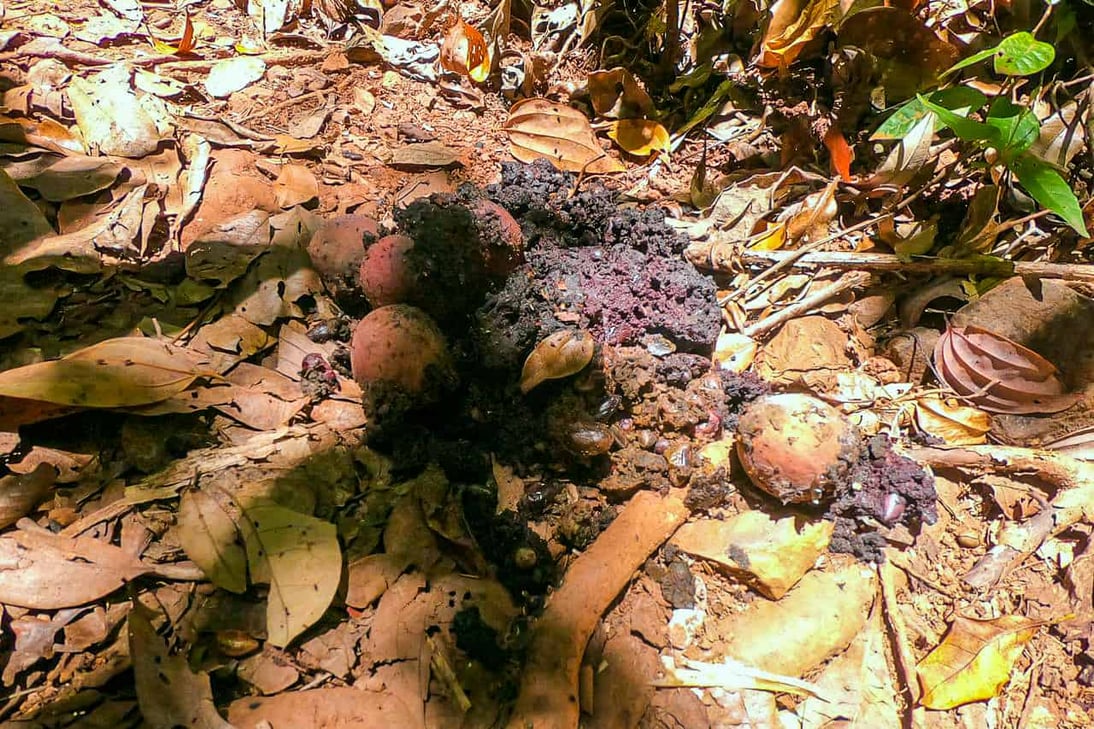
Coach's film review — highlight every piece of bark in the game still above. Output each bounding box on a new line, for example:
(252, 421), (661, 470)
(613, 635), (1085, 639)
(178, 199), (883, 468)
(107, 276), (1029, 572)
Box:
(504, 489), (688, 729)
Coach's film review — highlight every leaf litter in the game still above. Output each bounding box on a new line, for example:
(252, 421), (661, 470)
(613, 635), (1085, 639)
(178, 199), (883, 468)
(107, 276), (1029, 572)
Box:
(1, 0), (1093, 726)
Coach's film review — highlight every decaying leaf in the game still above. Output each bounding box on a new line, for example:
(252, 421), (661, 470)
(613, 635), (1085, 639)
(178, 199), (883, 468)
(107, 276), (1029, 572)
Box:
(273, 164), (318, 208)
(0, 463), (56, 529)
(934, 325), (1079, 414)
(587, 67), (654, 119)
(917, 614), (1043, 710)
(0, 528), (151, 609)
(914, 397), (991, 445)
(440, 17), (490, 83)
(67, 65), (162, 158)
(606, 118), (670, 159)
(0, 337), (219, 409)
(206, 56), (267, 99)
(238, 501), (342, 647)
(758, 0), (841, 70)
(176, 488), (248, 594)
(130, 605), (236, 729)
(520, 329), (595, 394)
(504, 98), (625, 173)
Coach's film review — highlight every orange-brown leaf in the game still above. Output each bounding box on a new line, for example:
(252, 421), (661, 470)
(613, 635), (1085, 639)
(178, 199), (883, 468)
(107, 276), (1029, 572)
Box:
(504, 98), (625, 174)
(917, 615), (1041, 710)
(823, 127), (853, 181)
(440, 18), (491, 83)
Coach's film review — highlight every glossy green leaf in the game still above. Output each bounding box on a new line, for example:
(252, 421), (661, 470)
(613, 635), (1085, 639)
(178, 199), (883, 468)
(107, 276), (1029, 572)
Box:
(872, 87), (987, 140)
(994, 32), (1055, 76)
(1011, 155), (1089, 237)
(942, 45), (1000, 76)
(985, 98), (1040, 157)
(918, 94), (1000, 146)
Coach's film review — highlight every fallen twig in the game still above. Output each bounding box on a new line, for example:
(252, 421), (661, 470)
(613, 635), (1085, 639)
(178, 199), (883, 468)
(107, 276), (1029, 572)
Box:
(743, 270), (873, 338)
(504, 489), (688, 729)
(724, 250), (1094, 284)
(905, 445), (1094, 589)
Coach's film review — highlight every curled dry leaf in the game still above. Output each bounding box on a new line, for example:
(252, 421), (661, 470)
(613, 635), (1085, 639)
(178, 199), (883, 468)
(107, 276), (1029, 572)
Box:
(934, 325), (1079, 414)
(606, 118), (670, 159)
(917, 614), (1043, 710)
(504, 98), (625, 174)
(587, 67), (654, 119)
(0, 463), (56, 529)
(914, 396), (991, 445)
(440, 17), (490, 83)
(520, 329), (595, 394)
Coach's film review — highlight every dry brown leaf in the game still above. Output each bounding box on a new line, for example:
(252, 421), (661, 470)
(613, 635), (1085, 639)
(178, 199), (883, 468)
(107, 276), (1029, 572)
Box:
(0, 463), (56, 529)
(504, 98), (625, 174)
(0, 528), (150, 609)
(934, 325), (1079, 414)
(758, 0), (841, 70)
(274, 164), (319, 208)
(229, 686), (418, 728)
(440, 17), (490, 83)
(520, 329), (595, 393)
(130, 605), (236, 729)
(587, 67), (654, 119)
(0, 337), (219, 409)
(606, 118), (670, 159)
(176, 488), (248, 594)
(917, 614), (1043, 710)
(389, 142), (463, 168)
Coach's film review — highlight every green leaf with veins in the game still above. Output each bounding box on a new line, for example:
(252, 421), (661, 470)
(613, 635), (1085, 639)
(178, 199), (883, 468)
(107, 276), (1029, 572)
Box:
(1011, 155), (1089, 237)
(985, 97), (1040, 158)
(917, 94), (1001, 147)
(994, 32), (1055, 76)
(873, 87), (987, 140)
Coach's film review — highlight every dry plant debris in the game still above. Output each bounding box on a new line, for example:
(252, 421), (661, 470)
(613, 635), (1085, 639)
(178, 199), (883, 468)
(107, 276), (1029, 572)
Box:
(1, 0), (1093, 726)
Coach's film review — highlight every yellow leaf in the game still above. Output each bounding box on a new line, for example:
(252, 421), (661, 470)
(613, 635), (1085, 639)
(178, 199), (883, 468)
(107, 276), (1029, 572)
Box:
(759, 0), (842, 70)
(917, 615), (1042, 710)
(915, 397), (991, 445)
(0, 337), (219, 408)
(239, 502), (342, 647)
(749, 220), (787, 251)
(606, 118), (670, 159)
(504, 98), (625, 174)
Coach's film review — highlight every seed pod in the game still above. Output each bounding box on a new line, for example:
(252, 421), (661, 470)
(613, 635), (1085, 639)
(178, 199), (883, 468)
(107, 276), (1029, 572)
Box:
(567, 422), (613, 456)
(520, 329), (595, 394)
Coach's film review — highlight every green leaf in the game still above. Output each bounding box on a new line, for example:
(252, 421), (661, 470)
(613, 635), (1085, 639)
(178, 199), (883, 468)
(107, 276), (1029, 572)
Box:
(917, 94), (1001, 146)
(985, 98), (1040, 157)
(872, 87), (987, 140)
(994, 32), (1055, 76)
(942, 45), (1000, 77)
(1011, 155), (1089, 236)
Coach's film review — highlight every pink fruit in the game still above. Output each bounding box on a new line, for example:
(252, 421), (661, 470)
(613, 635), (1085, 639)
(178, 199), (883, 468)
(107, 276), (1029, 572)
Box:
(358, 234), (416, 308)
(307, 214), (379, 301)
(350, 304), (451, 397)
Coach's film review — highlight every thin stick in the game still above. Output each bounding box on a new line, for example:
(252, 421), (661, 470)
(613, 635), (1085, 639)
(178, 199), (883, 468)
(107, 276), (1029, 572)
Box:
(727, 250), (1094, 284)
(743, 270), (872, 338)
